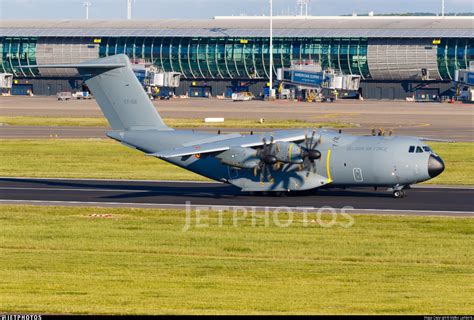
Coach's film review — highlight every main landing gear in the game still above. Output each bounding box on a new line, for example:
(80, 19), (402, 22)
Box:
(389, 185), (409, 198)
(392, 190), (406, 199)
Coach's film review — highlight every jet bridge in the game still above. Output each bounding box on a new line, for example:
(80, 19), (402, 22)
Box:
(277, 61), (361, 101)
(0, 73), (13, 95)
(454, 68), (474, 102)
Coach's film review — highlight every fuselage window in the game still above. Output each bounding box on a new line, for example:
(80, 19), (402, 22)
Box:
(422, 146), (431, 152)
(416, 146), (423, 153)
(409, 146), (415, 153)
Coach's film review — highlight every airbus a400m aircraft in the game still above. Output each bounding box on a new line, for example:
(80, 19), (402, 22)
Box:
(39, 54), (445, 198)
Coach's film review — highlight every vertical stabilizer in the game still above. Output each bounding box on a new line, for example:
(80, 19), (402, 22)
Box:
(79, 54), (169, 131)
(36, 54), (170, 131)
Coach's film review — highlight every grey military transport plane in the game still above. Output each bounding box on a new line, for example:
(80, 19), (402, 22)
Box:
(38, 54), (445, 198)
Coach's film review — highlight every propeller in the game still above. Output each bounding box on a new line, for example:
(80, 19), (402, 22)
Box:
(253, 136), (278, 183)
(300, 130), (322, 177)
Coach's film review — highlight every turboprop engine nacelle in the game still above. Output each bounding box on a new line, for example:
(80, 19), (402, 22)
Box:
(273, 142), (304, 164)
(216, 147), (259, 169)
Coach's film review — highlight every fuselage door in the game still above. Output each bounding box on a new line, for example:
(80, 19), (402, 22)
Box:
(353, 168), (364, 182)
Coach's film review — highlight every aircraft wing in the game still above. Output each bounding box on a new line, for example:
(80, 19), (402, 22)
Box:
(150, 130), (308, 158)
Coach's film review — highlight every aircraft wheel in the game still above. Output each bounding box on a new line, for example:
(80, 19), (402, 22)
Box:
(393, 190), (405, 199)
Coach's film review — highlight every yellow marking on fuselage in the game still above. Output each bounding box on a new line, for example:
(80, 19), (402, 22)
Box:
(326, 149), (333, 183)
(288, 143), (294, 162)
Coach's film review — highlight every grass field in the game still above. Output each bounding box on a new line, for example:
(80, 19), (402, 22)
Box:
(0, 139), (202, 181)
(0, 116), (356, 129)
(0, 139), (472, 185)
(1, 205), (472, 315)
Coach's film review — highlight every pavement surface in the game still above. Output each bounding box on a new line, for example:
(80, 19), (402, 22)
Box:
(0, 124), (467, 141)
(0, 97), (473, 141)
(0, 178), (472, 217)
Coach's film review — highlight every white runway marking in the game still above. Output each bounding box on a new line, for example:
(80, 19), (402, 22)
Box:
(0, 199), (472, 216)
(0, 186), (217, 196)
(0, 176), (219, 184)
(0, 176), (472, 190)
(0, 187), (145, 193)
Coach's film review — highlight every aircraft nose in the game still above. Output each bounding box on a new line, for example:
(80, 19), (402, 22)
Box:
(428, 154), (445, 178)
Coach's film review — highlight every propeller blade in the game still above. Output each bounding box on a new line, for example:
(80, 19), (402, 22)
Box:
(302, 157), (310, 176)
(312, 131), (321, 149)
(260, 165), (265, 183)
(274, 162), (281, 171)
(304, 157), (310, 167)
(266, 165), (274, 182)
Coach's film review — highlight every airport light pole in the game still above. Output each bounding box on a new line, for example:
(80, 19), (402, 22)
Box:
(127, 0), (133, 20)
(441, 0), (445, 17)
(269, 0), (275, 99)
(83, 1), (91, 20)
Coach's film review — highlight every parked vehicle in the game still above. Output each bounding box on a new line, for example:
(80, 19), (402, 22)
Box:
(232, 92), (254, 102)
(57, 92), (72, 101)
(72, 91), (91, 99)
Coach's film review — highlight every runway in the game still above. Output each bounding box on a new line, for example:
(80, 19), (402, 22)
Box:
(1, 97), (473, 141)
(0, 124), (469, 141)
(0, 178), (472, 216)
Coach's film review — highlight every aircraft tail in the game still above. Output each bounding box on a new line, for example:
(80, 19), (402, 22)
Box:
(36, 54), (170, 131)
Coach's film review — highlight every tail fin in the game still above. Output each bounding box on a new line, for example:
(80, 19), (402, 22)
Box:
(36, 54), (170, 131)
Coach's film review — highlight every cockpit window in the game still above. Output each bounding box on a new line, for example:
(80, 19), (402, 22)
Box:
(409, 146), (415, 153)
(422, 146), (431, 152)
(416, 146), (423, 153)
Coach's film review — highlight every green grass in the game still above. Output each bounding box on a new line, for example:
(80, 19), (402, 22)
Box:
(0, 205), (472, 314)
(0, 139), (472, 184)
(0, 116), (108, 127)
(428, 142), (474, 185)
(0, 139), (203, 181)
(0, 116), (356, 129)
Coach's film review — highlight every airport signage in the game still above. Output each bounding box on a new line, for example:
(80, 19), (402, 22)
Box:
(466, 72), (474, 86)
(291, 70), (324, 87)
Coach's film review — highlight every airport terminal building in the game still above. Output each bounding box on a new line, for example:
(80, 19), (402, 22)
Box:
(0, 17), (473, 99)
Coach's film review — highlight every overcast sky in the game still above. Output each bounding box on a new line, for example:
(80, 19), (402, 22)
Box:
(1, 0), (473, 20)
